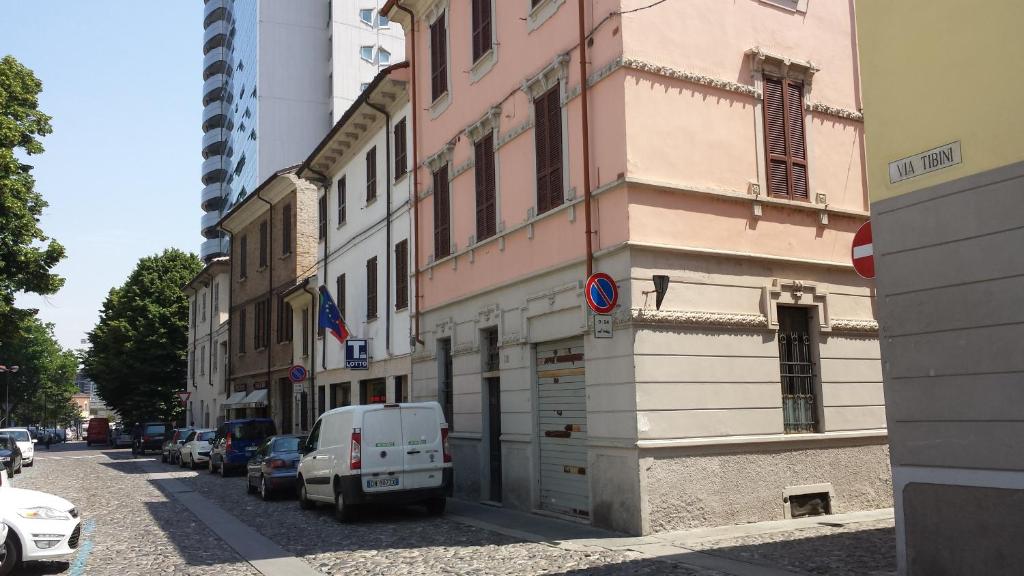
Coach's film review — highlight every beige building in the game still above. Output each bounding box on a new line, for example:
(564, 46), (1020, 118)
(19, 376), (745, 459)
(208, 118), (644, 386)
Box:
(184, 258), (231, 428)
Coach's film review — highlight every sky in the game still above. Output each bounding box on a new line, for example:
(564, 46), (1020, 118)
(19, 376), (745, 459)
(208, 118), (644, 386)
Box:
(4, 1), (203, 351)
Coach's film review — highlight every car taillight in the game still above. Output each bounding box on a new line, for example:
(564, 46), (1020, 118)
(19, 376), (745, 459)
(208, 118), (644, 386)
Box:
(143, 436), (151, 442)
(225, 432), (232, 453)
(441, 426), (451, 463)
(269, 459), (287, 469)
(350, 429), (361, 470)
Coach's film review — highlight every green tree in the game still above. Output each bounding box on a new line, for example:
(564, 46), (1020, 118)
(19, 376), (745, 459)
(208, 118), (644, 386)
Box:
(0, 316), (78, 427)
(0, 55), (65, 332)
(84, 249), (201, 424)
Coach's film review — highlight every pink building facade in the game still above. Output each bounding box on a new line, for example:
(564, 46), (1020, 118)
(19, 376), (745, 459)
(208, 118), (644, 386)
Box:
(386, 0), (890, 534)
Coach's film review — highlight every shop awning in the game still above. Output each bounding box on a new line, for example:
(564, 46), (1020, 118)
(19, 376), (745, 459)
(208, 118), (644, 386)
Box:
(234, 388), (268, 410)
(222, 391), (248, 408)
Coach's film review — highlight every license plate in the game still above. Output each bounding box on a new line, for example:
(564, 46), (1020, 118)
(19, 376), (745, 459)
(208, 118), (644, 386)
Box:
(365, 477), (399, 488)
(245, 446), (256, 453)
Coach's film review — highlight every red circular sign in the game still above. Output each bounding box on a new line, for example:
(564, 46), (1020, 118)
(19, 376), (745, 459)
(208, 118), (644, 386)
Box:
(585, 273), (619, 314)
(851, 220), (875, 279)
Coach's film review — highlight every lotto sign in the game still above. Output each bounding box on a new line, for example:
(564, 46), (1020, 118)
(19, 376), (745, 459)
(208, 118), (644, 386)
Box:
(585, 273), (618, 315)
(851, 221), (875, 279)
(345, 339), (369, 370)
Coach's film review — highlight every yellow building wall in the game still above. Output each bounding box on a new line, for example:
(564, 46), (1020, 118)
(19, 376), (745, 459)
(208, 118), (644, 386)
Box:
(856, 0), (1024, 201)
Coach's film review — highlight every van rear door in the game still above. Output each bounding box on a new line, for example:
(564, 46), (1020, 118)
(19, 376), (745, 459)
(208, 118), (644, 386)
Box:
(401, 405), (444, 489)
(361, 406), (404, 493)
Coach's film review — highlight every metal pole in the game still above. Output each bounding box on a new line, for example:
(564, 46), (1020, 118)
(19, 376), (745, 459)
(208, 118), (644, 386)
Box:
(578, 0), (594, 277)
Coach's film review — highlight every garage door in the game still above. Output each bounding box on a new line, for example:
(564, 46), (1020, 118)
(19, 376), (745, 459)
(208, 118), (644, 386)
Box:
(536, 338), (589, 519)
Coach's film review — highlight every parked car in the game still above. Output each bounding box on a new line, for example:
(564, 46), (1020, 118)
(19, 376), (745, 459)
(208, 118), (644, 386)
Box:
(179, 429), (215, 470)
(0, 430), (33, 468)
(85, 418), (109, 446)
(131, 422), (171, 455)
(0, 485), (82, 575)
(162, 428), (192, 464)
(0, 437), (21, 478)
(246, 435), (306, 500)
(209, 419), (276, 477)
(297, 402), (452, 522)
(113, 426), (133, 448)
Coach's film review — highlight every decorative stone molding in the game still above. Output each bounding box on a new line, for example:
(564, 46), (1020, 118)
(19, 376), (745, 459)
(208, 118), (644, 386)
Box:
(829, 319), (880, 334)
(806, 101), (864, 122)
(766, 279), (831, 331)
(630, 308), (770, 330)
(522, 54), (570, 99)
(622, 57), (761, 99)
(747, 47), (819, 85)
(496, 118), (533, 150)
(478, 303), (501, 326)
(526, 0), (566, 33)
(465, 106), (502, 143)
(424, 143), (454, 173)
(451, 157), (474, 180)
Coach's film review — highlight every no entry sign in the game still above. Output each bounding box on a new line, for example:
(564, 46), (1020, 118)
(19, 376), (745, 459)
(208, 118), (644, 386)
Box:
(852, 221), (875, 279)
(585, 273), (618, 314)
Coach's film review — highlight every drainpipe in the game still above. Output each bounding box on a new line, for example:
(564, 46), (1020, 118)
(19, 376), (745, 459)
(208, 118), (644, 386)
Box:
(254, 190), (273, 416)
(303, 281), (318, 418)
(207, 274), (215, 384)
(366, 100), (393, 356)
(394, 1), (422, 346)
(218, 221), (236, 407)
(578, 0), (594, 277)
(305, 167), (330, 370)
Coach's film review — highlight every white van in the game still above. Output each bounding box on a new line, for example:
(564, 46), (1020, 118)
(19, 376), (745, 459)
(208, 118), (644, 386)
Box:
(297, 402), (452, 521)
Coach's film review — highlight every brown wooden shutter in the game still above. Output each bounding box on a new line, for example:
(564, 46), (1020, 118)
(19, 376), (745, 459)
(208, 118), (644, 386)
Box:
(430, 16), (447, 101)
(433, 166), (450, 258)
(259, 220), (268, 267)
(394, 119), (407, 178)
(763, 76), (809, 200)
(318, 195), (327, 238)
(395, 239), (408, 310)
(534, 92), (550, 214)
(239, 308), (246, 353)
(366, 257), (378, 318)
(281, 203), (292, 255)
(545, 87), (563, 210)
(366, 147), (377, 202)
(239, 235), (248, 278)
(336, 273), (346, 320)
(472, 0), (491, 62)
(786, 80), (809, 200)
(475, 134), (496, 241)
(337, 177), (346, 223)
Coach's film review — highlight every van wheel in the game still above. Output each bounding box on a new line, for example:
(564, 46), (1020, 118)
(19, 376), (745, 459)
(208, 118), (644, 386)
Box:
(334, 491), (357, 523)
(0, 532), (21, 576)
(426, 497), (446, 516)
(298, 481), (315, 510)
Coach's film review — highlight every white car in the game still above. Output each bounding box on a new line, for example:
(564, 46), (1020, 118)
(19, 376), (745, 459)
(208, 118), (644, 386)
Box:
(179, 429), (215, 470)
(0, 482), (81, 575)
(0, 430), (33, 467)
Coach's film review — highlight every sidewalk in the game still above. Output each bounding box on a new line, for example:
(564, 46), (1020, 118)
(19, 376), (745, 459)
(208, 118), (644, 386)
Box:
(447, 499), (895, 576)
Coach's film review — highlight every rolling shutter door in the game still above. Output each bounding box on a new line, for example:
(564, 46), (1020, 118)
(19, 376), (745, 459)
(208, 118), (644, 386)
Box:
(536, 338), (589, 519)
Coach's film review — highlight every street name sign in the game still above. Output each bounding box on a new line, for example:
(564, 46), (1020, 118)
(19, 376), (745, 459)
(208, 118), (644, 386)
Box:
(594, 315), (613, 339)
(852, 220), (875, 279)
(345, 339), (369, 370)
(889, 141), (962, 184)
(585, 273), (618, 315)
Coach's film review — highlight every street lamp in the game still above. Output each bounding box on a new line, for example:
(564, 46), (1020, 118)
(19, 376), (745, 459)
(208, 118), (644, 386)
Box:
(0, 365), (19, 427)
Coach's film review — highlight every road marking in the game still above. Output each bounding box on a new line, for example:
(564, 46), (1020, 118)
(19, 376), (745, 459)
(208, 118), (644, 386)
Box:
(69, 519), (96, 576)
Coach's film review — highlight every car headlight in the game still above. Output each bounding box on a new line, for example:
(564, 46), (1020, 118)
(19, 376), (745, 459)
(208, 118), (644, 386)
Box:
(18, 507), (72, 520)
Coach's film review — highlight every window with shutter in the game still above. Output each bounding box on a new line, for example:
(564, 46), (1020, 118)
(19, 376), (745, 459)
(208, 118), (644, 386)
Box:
(238, 308), (246, 353)
(336, 273), (346, 320)
(471, 0), (492, 63)
(337, 177), (347, 224)
(395, 239), (409, 310)
(366, 256), (378, 319)
(259, 220), (268, 268)
(474, 134), (497, 241)
(394, 119), (407, 179)
(239, 235), (248, 279)
(318, 195), (327, 239)
(433, 166), (451, 258)
(763, 76), (809, 200)
(366, 147), (377, 202)
(281, 203), (292, 255)
(430, 15), (448, 101)
(534, 86), (563, 214)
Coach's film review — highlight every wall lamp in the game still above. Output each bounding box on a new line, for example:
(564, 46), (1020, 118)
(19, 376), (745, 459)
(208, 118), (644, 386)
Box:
(642, 275), (671, 310)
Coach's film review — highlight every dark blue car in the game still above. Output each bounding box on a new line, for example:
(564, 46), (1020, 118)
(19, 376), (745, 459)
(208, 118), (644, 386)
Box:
(208, 418), (276, 476)
(246, 435), (306, 500)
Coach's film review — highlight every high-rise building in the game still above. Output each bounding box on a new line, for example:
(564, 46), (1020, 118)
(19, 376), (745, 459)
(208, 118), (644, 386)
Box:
(200, 0), (405, 262)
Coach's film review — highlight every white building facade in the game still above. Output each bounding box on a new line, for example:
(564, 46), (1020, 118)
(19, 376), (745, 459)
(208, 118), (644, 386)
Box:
(330, 0), (406, 123)
(185, 259), (231, 428)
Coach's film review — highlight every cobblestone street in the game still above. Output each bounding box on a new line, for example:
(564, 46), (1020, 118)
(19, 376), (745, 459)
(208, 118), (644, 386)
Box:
(8, 442), (896, 575)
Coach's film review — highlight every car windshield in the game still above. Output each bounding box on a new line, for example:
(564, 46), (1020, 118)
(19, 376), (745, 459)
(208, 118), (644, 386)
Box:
(274, 437), (302, 452)
(198, 431), (215, 442)
(231, 421), (275, 440)
(145, 424), (166, 435)
(3, 431), (29, 442)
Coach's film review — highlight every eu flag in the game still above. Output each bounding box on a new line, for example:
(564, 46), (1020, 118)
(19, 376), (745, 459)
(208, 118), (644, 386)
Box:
(318, 285), (350, 344)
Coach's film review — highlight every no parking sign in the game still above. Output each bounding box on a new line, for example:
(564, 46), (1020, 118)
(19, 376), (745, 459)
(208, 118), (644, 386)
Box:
(585, 273), (618, 315)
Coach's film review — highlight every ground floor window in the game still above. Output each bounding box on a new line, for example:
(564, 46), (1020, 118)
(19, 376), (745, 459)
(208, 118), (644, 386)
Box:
(777, 306), (819, 433)
(361, 378), (387, 404)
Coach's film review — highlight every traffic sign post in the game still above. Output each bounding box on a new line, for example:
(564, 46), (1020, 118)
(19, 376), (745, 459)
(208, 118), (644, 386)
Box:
(177, 391), (191, 406)
(852, 221), (875, 279)
(585, 273), (618, 315)
(288, 365), (308, 383)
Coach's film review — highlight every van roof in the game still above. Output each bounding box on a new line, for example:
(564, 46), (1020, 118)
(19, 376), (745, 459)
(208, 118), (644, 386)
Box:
(320, 401), (443, 418)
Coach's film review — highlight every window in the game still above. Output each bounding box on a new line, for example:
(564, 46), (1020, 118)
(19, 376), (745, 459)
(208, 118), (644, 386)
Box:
(255, 299), (271, 349)
(433, 166), (451, 259)
(212, 346), (218, 374)
(474, 133), (497, 241)
(337, 176), (347, 224)
(366, 146), (377, 202)
(394, 118), (407, 179)
(238, 308), (247, 353)
(281, 203), (292, 255)
(471, 0), (492, 62)
(336, 273), (346, 320)
(395, 239), (408, 310)
(201, 297), (207, 323)
(359, 8), (373, 25)
(483, 327), (499, 372)
(192, 301), (197, 328)
(360, 82), (370, 92)
(361, 378), (387, 404)
(360, 45), (374, 62)
(534, 85), (563, 214)
(301, 307), (309, 357)
(213, 281), (220, 313)
(439, 338), (453, 430)
(277, 295), (292, 343)
(763, 76), (809, 200)
(200, 346), (206, 376)
(259, 220), (268, 268)
(378, 13), (389, 27)
(366, 257), (378, 319)
(430, 14), (448, 101)
(378, 48), (391, 66)
(318, 194), (327, 239)
(239, 235), (248, 279)
(778, 306), (818, 433)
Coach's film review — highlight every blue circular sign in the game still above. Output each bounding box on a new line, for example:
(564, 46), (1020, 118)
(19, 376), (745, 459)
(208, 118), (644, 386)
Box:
(585, 273), (618, 314)
(288, 365), (308, 383)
